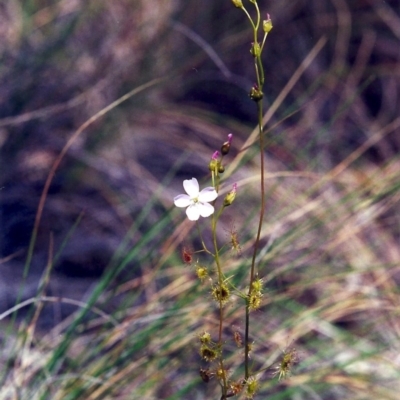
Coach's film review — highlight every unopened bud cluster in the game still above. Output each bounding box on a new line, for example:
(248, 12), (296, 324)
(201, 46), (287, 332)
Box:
(232, 1), (273, 105)
(209, 133), (234, 176)
(208, 151), (224, 174)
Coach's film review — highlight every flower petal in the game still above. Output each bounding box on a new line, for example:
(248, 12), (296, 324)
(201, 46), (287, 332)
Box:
(183, 178), (199, 198)
(174, 194), (192, 208)
(198, 202), (215, 218)
(186, 204), (200, 221)
(198, 187), (218, 202)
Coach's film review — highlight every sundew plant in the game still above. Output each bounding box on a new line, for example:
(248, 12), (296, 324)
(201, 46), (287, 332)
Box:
(173, 2), (294, 398)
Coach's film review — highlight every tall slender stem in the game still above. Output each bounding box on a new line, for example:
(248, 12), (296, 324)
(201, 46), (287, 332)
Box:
(211, 206), (228, 395)
(245, 67), (265, 379)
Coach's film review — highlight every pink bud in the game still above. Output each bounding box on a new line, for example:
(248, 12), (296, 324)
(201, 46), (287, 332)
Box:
(212, 151), (220, 160)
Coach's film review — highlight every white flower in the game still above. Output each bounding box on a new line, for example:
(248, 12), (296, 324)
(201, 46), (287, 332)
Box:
(174, 178), (218, 221)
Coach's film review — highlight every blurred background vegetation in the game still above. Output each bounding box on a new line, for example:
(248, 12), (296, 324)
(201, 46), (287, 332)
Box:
(0, 0), (400, 399)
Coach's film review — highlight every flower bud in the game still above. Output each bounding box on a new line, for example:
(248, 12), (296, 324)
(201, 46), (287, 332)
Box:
(208, 151), (220, 172)
(221, 133), (233, 155)
(220, 143), (230, 156)
(263, 14), (273, 33)
(249, 84), (263, 102)
(223, 183), (237, 206)
(231, 0), (243, 8)
(209, 159), (218, 172)
(250, 42), (261, 58)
